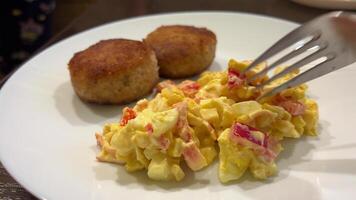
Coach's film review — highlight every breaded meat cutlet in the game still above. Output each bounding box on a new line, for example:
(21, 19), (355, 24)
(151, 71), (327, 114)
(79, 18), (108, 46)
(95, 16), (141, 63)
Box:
(68, 39), (159, 104)
(144, 25), (217, 78)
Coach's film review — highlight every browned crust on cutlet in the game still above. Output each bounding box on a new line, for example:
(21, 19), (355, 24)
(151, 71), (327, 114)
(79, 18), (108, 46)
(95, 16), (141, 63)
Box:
(68, 38), (159, 104)
(145, 25), (216, 61)
(144, 25), (217, 78)
(68, 39), (154, 80)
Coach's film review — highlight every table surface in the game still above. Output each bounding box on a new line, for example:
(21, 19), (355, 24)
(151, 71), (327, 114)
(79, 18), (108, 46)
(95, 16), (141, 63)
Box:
(0, 0), (331, 199)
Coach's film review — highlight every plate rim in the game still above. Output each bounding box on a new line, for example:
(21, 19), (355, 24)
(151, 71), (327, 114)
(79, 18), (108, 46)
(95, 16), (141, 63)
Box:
(0, 11), (300, 200)
(292, 0), (356, 9)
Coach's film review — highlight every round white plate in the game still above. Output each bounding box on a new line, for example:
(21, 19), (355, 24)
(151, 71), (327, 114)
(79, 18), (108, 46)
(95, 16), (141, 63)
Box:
(1, 12), (356, 200)
(292, 0), (356, 10)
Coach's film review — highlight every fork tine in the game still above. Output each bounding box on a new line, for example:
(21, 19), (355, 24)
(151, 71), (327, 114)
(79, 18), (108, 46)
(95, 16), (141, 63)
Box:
(243, 24), (320, 74)
(248, 33), (322, 83)
(253, 11), (356, 100)
(257, 52), (337, 99)
(257, 44), (329, 88)
(243, 12), (344, 75)
(243, 30), (304, 73)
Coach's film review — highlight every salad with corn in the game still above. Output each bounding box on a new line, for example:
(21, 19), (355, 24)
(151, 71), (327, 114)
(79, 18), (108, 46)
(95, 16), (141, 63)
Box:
(95, 59), (318, 183)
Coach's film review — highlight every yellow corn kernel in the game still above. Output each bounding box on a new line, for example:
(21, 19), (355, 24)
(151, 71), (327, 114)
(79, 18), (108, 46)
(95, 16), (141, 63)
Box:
(200, 108), (220, 128)
(131, 131), (150, 149)
(161, 87), (185, 105)
(291, 116), (306, 135)
(200, 146), (218, 165)
(171, 164), (185, 181)
(273, 120), (301, 138)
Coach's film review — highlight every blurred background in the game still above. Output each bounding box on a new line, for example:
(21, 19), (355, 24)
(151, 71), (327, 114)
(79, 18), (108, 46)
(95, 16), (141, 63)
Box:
(0, 0), (93, 79)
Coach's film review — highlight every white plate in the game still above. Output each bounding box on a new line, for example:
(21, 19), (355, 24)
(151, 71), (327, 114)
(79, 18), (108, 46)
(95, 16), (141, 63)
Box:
(292, 0), (356, 10)
(1, 12), (356, 200)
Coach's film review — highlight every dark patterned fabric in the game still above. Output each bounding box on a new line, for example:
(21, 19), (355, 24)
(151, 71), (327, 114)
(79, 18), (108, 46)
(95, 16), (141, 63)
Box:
(0, 0), (55, 74)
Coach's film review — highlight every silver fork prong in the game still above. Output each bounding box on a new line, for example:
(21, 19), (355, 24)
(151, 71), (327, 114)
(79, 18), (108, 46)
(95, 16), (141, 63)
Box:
(258, 53), (337, 99)
(243, 28), (310, 74)
(244, 11), (344, 75)
(248, 33), (322, 83)
(242, 15), (328, 75)
(257, 43), (329, 88)
(251, 11), (356, 100)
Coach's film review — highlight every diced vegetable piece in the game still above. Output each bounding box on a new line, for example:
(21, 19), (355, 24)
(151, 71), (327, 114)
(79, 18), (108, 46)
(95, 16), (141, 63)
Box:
(120, 107), (136, 126)
(182, 142), (208, 171)
(232, 101), (262, 116)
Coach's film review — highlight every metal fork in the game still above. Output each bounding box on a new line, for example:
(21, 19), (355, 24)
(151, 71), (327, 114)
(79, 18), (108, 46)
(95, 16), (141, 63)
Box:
(244, 11), (356, 99)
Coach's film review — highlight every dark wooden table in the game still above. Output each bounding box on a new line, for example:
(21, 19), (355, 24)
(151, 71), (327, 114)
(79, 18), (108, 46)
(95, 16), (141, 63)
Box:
(0, 0), (330, 199)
